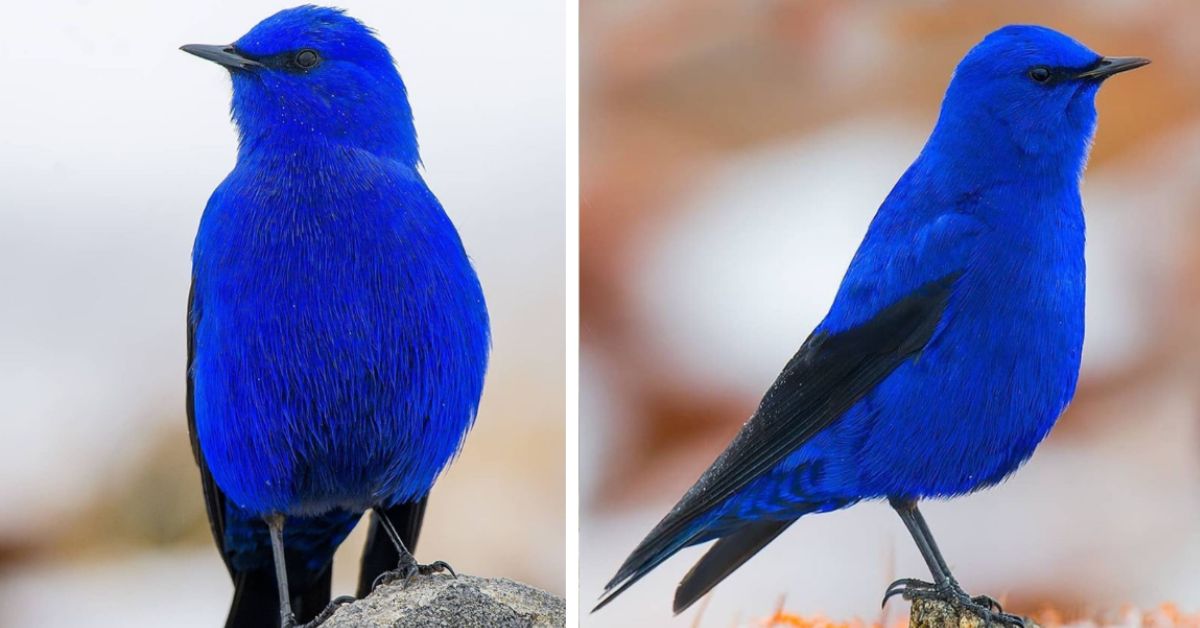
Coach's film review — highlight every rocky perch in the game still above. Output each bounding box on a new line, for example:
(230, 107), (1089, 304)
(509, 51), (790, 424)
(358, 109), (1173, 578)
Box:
(323, 573), (565, 628)
(910, 597), (1039, 628)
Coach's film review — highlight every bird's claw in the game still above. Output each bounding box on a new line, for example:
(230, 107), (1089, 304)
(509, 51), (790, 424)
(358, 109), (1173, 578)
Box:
(371, 559), (457, 591)
(881, 578), (935, 607)
(305, 595), (356, 627)
(881, 578), (1024, 627)
(971, 593), (1004, 613)
(279, 595), (356, 628)
(422, 560), (457, 579)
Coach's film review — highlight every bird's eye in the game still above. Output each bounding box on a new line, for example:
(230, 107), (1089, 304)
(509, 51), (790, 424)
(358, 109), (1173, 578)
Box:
(1027, 66), (1052, 84)
(294, 49), (321, 70)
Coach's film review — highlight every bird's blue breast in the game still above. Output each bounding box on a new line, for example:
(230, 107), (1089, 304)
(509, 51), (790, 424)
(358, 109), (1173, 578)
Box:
(850, 244), (1085, 497)
(825, 165), (1086, 498)
(191, 146), (489, 516)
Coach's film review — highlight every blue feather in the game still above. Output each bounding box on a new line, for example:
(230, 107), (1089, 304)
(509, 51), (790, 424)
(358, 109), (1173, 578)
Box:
(193, 149), (488, 515)
(599, 24), (1145, 615)
(184, 6), (489, 625)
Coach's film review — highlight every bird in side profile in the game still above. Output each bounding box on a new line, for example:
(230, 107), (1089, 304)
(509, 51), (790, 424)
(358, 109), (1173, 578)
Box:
(596, 25), (1147, 624)
(182, 6), (489, 628)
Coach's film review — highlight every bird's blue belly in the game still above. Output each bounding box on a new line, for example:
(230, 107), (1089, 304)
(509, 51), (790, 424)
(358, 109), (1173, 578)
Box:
(844, 270), (1084, 498)
(192, 202), (489, 516)
(195, 290), (478, 515)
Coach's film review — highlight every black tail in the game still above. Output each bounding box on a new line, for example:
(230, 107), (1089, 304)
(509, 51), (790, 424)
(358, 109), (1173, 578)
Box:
(225, 564), (333, 628)
(356, 497), (429, 597)
(672, 519), (796, 614)
(594, 518), (700, 613)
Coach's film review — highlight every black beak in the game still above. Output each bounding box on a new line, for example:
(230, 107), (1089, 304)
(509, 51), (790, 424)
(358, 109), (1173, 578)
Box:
(180, 44), (262, 70)
(1075, 56), (1150, 80)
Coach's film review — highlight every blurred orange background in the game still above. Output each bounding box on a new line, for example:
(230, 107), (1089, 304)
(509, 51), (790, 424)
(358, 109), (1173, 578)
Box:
(581, 2), (1200, 626)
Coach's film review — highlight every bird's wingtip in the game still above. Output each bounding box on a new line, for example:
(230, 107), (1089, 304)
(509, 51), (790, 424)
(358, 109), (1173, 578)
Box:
(590, 594), (612, 614)
(592, 577), (638, 614)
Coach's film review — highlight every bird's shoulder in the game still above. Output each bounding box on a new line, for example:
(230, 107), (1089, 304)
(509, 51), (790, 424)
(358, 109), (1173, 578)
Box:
(821, 209), (985, 334)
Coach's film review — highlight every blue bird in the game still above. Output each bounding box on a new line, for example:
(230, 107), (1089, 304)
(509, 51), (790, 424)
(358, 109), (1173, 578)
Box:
(596, 25), (1147, 623)
(181, 6), (489, 627)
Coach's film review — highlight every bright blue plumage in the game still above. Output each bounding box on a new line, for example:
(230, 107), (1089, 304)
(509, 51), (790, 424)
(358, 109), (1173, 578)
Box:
(193, 148), (487, 515)
(598, 25), (1147, 620)
(183, 6), (488, 627)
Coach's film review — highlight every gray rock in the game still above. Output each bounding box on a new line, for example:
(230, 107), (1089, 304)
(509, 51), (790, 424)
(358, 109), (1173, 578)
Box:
(323, 574), (565, 628)
(910, 597), (1038, 628)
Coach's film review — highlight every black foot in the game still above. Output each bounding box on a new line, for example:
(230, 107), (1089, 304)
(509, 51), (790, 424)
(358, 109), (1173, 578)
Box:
(305, 595), (356, 627)
(280, 595), (356, 628)
(371, 559), (457, 591)
(882, 578), (1023, 627)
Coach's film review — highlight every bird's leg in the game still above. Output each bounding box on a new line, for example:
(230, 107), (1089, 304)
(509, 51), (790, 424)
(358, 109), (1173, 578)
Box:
(881, 498), (949, 601)
(303, 595), (356, 626)
(908, 502), (1003, 613)
(369, 506), (455, 591)
(882, 498), (1024, 627)
(266, 513), (299, 628)
(267, 515), (351, 628)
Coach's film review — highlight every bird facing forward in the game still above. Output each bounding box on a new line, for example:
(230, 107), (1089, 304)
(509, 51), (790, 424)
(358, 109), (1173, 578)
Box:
(182, 6), (489, 628)
(596, 25), (1147, 624)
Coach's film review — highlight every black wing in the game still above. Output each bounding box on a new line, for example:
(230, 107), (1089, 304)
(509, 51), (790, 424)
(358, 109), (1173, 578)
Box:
(596, 272), (960, 611)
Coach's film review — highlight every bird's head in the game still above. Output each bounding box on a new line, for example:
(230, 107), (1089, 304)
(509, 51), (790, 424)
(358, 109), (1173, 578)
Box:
(182, 5), (417, 164)
(931, 25), (1147, 175)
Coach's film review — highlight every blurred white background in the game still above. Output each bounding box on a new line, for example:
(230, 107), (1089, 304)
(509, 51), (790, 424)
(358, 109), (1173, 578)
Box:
(0, 1), (564, 626)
